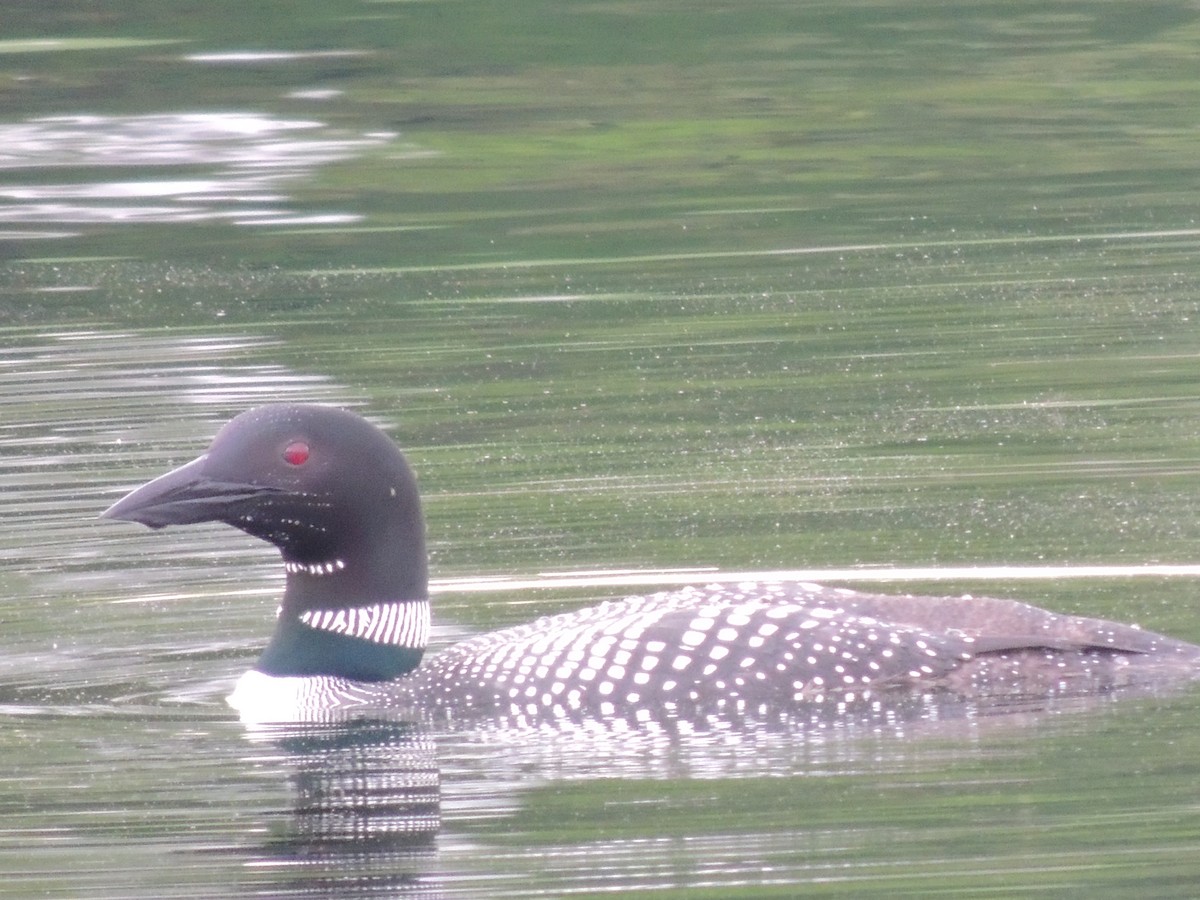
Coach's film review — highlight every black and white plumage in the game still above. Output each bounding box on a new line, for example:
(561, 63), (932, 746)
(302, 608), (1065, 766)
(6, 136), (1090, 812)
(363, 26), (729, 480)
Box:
(103, 404), (1200, 726)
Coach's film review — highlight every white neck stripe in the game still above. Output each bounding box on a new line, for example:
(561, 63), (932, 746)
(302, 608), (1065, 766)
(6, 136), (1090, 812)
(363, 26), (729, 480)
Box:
(285, 559), (347, 577)
(299, 600), (430, 648)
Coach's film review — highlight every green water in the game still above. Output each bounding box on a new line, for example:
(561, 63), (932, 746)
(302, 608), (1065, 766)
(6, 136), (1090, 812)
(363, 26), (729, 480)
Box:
(4, 0), (1200, 895)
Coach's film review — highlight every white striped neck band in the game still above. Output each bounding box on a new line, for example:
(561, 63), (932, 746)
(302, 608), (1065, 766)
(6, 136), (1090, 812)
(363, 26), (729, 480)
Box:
(285, 559), (347, 577)
(298, 600), (431, 649)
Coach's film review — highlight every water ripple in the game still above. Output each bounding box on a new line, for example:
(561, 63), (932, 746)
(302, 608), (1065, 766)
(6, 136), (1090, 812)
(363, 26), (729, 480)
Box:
(0, 112), (401, 235)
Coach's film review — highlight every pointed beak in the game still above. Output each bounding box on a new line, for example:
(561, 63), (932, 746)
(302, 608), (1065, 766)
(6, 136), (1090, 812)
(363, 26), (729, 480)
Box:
(102, 454), (268, 529)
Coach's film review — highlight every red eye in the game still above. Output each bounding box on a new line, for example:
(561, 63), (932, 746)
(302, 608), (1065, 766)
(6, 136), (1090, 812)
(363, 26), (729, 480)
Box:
(283, 441), (310, 466)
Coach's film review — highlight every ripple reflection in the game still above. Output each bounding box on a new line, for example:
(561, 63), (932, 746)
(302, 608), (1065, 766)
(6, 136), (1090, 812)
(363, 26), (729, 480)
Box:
(0, 113), (402, 236)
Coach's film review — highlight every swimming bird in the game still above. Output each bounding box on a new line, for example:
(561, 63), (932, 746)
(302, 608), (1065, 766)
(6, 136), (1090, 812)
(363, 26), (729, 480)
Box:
(102, 404), (1200, 726)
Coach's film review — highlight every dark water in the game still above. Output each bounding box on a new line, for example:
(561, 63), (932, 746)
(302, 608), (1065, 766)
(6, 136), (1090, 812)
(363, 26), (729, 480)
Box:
(6, 1), (1200, 895)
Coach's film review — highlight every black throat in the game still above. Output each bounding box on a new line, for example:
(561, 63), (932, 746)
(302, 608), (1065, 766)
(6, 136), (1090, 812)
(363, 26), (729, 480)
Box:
(254, 490), (432, 680)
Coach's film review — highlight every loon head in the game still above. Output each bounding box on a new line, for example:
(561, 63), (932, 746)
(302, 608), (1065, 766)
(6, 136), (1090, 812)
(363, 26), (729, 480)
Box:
(103, 404), (429, 680)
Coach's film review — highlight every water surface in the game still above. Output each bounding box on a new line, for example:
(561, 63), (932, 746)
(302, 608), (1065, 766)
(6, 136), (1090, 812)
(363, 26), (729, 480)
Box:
(5, 1), (1200, 896)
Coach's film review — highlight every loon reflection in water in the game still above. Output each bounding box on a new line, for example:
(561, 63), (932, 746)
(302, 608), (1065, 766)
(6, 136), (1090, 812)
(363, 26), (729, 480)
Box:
(102, 404), (1200, 726)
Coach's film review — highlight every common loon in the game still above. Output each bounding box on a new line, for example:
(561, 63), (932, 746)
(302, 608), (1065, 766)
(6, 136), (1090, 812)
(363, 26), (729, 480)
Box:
(103, 404), (1200, 725)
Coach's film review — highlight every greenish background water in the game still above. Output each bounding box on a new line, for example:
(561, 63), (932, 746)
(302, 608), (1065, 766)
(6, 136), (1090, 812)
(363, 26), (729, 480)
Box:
(5, 0), (1200, 895)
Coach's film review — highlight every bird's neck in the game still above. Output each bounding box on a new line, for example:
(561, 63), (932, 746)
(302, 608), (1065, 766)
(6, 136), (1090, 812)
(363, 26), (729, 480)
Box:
(254, 547), (430, 681)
